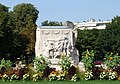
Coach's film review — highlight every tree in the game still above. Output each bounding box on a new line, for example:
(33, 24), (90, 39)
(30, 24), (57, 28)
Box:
(0, 4), (15, 60)
(107, 15), (120, 29)
(98, 15), (120, 54)
(76, 15), (120, 60)
(12, 3), (39, 60)
(76, 29), (99, 55)
(0, 4), (9, 38)
(41, 20), (63, 26)
(95, 29), (120, 54)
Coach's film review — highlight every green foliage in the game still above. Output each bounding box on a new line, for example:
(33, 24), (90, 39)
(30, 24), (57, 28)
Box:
(81, 50), (95, 70)
(71, 74), (77, 82)
(59, 56), (71, 71)
(76, 29), (99, 57)
(41, 20), (63, 26)
(0, 4), (15, 59)
(12, 3), (39, 55)
(22, 73), (30, 82)
(76, 16), (120, 57)
(2, 74), (9, 81)
(34, 55), (50, 73)
(95, 29), (120, 54)
(84, 70), (93, 80)
(103, 52), (120, 69)
(0, 3), (39, 60)
(99, 71), (108, 80)
(0, 58), (12, 69)
(57, 71), (65, 81)
(99, 71), (118, 80)
(107, 15), (120, 29)
(75, 67), (85, 80)
(48, 71), (57, 81)
(10, 74), (19, 81)
(108, 71), (118, 80)
(32, 74), (39, 81)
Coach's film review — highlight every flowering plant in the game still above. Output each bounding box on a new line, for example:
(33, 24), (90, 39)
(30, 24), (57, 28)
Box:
(48, 71), (57, 81)
(57, 71), (65, 81)
(103, 52), (120, 69)
(71, 74), (77, 82)
(0, 58), (12, 69)
(108, 71), (118, 80)
(118, 75), (120, 80)
(99, 71), (108, 80)
(84, 71), (93, 80)
(59, 56), (71, 71)
(22, 73), (30, 82)
(2, 74), (9, 81)
(81, 50), (95, 70)
(10, 74), (19, 81)
(32, 74), (39, 81)
(34, 55), (50, 73)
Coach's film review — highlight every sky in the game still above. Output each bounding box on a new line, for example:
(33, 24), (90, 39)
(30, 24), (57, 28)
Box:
(0, 0), (120, 26)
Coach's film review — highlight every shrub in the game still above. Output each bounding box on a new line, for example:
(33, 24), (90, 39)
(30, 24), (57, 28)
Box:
(92, 67), (102, 80)
(99, 70), (118, 80)
(99, 71), (108, 80)
(81, 50), (95, 70)
(103, 52), (120, 69)
(48, 71), (57, 81)
(0, 58), (12, 69)
(34, 55), (50, 73)
(42, 66), (53, 79)
(22, 73), (30, 82)
(84, 70), (93, 80)
(10, 74), (19, 81)
(75, 66), (85, 81)
(108, 71), (118, 80)
(57, 71), (65, 81)
(114, 65), (120, 76)
(2, 74), (9, 81)
(71, 74), (77, 82)
(59, 56), (71, 71)
(32, 73), (39, 81)
(68, 66), (76, 80)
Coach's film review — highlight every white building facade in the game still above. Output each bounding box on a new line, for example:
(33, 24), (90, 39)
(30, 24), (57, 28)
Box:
(74, 19), (111, 30)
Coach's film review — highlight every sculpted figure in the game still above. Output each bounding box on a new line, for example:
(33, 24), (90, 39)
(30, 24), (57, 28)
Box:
(42, 42), (49, 58)
(54, 41), (62, 58)
(42, 36), (72, 59)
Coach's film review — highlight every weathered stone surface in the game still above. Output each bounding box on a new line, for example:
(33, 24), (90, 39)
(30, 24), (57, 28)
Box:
(35, 22), (79, 69)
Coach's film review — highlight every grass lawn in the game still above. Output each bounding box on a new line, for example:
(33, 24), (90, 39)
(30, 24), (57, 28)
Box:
(0, 80), (119, 84)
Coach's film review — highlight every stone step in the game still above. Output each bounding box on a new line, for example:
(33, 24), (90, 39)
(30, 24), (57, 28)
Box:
(50, 64), (61, 71)
(49, 59), (60, 65)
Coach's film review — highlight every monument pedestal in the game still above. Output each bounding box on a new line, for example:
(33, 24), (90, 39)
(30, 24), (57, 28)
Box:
(49, 59), (61, 70)
(35, 22), (79, 69)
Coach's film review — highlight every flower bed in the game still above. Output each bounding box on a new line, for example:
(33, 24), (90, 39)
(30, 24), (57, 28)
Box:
(0, 51), (120, 82)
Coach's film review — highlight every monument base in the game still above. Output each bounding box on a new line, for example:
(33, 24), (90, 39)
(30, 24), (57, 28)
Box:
(49, 59), (61, 70)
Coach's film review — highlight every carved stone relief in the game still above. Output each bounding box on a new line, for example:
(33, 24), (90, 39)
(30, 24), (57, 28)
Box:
(42, 36), (72, 59)
(42, 30), (50, 35)
(62, 30), (70, 35)
(52, 30), (60, 35)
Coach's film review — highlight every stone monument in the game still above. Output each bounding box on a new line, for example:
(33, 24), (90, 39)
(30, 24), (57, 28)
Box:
(35, 21), (79, 69)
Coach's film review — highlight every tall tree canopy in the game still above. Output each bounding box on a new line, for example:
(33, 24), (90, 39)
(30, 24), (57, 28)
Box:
(107, 15), (120, 29)
(12, 3), (39, 57)
(0, 4), (9, 38)
(0, 4), (15, 59)
(103, 15), (120, 53)
(76, 15), (120, 61)
(76, 29), (99, 56)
